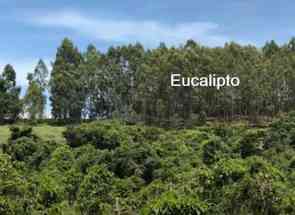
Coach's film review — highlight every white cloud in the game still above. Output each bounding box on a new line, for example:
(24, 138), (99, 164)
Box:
(28, 10), (229, 47)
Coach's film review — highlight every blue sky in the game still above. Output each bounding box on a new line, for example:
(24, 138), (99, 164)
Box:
(1, 0), (295, 87)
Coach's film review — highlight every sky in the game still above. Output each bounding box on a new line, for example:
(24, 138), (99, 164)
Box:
(1, 0), (295, 87)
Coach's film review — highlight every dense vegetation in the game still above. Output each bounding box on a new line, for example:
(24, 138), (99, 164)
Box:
(2, 38), (295, 125)
(1, 112), (295, 214)
(2, 38), (295, 214)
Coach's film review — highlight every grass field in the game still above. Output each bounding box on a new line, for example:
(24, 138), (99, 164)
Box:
(0, 125), (10, 143)
(0, 124), (66, 143)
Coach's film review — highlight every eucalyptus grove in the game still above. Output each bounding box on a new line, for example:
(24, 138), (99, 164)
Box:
(17, 37), (295, 126)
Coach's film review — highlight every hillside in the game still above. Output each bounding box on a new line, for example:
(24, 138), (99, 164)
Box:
(1, 114), (295, 214)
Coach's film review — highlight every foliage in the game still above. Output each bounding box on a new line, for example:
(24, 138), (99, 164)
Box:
(24, 59), (48, 120)
(1, 114), (295, 213)
(77, 165), (114, 214)
(0, 65), (22, 123)
(141, 191), (208, 215)
(63, 120), (127, 149)
(4, 37), (295, 126)
(50, 38), (83, 120)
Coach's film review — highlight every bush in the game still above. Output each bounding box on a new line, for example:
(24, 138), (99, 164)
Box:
(6, 137), (37, 161)
(64, 121), (127, 149)
(264, 113), (295, 149)
(37, 175), (64, 207)
(240, 130), (264, 158)
(213, 158), (247, 187)
(111, 143), (160, 181)
(126, 126), (164, 143)
(141, 191), (208, 215)
(77, 165), (114, 214)
(47, 145), (74, 172)
(222, 173), (285, 215)
(3, 126), (52, 168)
(9, 126), (35, 141)
(1, 120), (295, 214)
(0, 197), (13, 215)
(203, 137), (228, 165)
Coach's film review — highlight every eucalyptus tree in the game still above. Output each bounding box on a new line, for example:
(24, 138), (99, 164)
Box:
(50, 38), (83, 120)
(24, 59), (48, 119)
(0, 64), (21, 122)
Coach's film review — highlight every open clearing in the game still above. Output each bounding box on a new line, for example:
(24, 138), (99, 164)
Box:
(0, 125), (66, 143)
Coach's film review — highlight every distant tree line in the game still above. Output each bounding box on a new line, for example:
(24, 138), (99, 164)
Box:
(2, 38), (295, 126)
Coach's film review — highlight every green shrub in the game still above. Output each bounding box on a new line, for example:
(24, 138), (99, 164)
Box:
(111, 143), (160, 182)
(3, 127), (52, 168)
(222, 173), (285, 215)
(47, 145), (74, 172)
(77, 165), (114, 214)
(240, 129), (264, 158)
(64, 121), (127, 149)
(37, 174), (64, 207)
(213, 158), (247, 186)
(0, 197), (13, 215)
(126, 126), (164, 143)
(203, 137), (228, 165)
(264, 113), (295, 149)
(9, 126), (35, 141)
(7, 137), (37, 161)
(141, 191), (207, 215)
